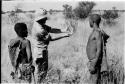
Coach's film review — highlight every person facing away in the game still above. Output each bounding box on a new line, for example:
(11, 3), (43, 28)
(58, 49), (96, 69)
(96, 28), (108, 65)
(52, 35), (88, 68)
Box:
(86, 14), (110, 84)
(8, 23), (34, 83)
(32, 8), (71, 83)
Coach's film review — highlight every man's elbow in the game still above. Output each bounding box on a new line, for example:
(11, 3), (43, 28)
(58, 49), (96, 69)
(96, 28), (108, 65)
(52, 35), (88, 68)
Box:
(50, 39), (53, 41)
(50, 38), (54, 41)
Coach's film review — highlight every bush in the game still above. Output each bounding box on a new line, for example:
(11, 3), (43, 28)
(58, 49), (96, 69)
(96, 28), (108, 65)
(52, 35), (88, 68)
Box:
(8, 11), (19, 24)
(49, 9), (53, 15)
(74, 1), (96, 19)
(102, 10), (119, 20)
(63, 4), (74, 19)
(102, 7), (119, 26)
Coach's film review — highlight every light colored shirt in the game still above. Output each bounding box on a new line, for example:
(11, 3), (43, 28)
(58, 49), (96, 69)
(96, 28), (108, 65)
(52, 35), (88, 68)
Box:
(32, 21), (51, 60)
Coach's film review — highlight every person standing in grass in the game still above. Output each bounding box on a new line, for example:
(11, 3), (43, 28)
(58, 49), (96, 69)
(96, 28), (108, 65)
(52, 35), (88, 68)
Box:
(86, 14), (110, 84)
(32, 8), (71, 84)
(8, 23), (35, 83)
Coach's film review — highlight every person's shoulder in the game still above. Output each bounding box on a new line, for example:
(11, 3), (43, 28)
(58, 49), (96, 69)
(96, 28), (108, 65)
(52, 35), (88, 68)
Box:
(8, 38), (20, 47)
(9, 38), (18, 44)
(24, 38), (31, 46)
(24, 38), (30, 43)
(93, 29), (102, 38)
(93, 29), (101, 35)
(101, 30), (110, 41)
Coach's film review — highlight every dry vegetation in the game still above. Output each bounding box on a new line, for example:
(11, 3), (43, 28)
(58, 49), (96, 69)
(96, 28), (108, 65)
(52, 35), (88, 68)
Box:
(1, 9), (124, 84)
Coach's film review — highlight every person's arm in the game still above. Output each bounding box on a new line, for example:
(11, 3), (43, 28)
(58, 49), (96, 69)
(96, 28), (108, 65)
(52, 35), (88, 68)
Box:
(96, 32), (102, 60)
(50, 33), (70, 41)
(50, 27), (71, 34)
(50, 28), (62, 33)
(26, 40), (32, 63)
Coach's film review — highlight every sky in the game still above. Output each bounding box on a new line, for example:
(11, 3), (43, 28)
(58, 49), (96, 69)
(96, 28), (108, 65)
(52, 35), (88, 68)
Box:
(2, 0), (125, 12)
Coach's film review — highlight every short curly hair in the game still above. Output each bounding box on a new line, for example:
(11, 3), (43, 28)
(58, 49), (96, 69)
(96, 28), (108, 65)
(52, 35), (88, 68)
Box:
(89, 14), (101, 27)
(14, 23), (28, 37)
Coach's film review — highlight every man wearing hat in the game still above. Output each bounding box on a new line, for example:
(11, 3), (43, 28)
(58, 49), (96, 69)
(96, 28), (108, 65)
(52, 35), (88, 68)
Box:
(32, 8), (71, 83)
(86, 14), (109, 84)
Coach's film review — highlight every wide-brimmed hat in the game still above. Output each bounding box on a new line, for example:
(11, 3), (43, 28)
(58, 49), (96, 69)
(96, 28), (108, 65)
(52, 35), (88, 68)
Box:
(34, 8), (48, 21)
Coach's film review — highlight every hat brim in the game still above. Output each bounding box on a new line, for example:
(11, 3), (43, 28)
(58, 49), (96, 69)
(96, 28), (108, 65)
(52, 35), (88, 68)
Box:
(35, 16), (48, 21)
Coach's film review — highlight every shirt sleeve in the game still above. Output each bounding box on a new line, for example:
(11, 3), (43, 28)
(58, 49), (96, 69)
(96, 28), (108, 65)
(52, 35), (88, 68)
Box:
(44, 25), (52, 32)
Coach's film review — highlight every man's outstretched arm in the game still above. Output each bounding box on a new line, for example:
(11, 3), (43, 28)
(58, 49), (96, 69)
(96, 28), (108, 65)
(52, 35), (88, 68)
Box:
(50, 33), (70, 41)
(50, 27), (70, 34)
(50, 28), (62, 33)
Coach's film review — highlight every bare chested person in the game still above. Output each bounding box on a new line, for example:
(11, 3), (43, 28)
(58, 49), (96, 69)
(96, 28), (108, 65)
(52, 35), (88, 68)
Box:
(86, 14), (109, 84)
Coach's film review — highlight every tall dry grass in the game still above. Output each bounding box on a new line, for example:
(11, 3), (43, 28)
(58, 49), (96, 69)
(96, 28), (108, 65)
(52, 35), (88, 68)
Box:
(1, 12), (124, 84)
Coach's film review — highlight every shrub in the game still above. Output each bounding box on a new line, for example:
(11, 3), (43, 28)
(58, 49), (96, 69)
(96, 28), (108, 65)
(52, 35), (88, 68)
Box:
(49, 9), (53, 15)
(102, 7), (119, 26)
(74, 1), (96, 19)
(102, 10), (119, 20)
(8, 11), (19, 24)
(63, 4), (74, 19)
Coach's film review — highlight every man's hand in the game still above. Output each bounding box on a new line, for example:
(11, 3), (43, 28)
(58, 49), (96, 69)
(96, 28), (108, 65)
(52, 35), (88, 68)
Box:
(64, 33), (72, 37)
(50, 31), (72, 41)
(67, 32), (73, 37)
